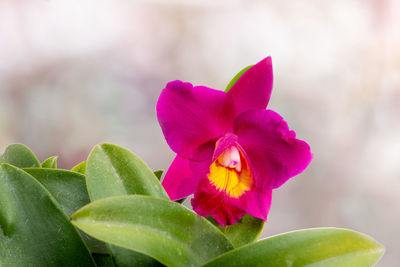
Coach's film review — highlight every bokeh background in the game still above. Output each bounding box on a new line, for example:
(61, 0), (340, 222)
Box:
(1, 1), (399, 265)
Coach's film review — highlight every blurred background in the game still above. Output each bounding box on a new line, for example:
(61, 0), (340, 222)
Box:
(0, 0), (399, 265)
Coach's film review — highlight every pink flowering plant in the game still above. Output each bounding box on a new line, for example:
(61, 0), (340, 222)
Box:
(0, 58), (384, 267)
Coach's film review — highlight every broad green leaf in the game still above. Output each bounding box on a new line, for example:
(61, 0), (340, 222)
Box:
(225, 65), (254, 92)
(72, 160), (87, 174)
(202, 228), (385, 267)
(0, 164), (96, 267)
(23, 168), (90, 218)
(86, 143), (169, 266)
(153, 170), (163, 180)
(110, 247), (163, 267)
(71, 195), (234, 267)
(41, 156), (58, 168)
(23, 167), (108, 254)
(0, 153), (5, 163)
(207, 214), (264, 248)
(86, 143), (168, 201)
(2, 143), (40, 168)
(92, 253), (115, 267)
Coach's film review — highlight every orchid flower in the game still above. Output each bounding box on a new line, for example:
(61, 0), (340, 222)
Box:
(156, 57), (312, 226)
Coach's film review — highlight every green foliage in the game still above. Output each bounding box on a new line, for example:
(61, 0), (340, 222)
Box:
(0, 164), (95, 267)
(41, 156), (58, 168)
(202, 228), (385, 267)
(0, 153), (5, 163)
(86, 143), (169, 266)
(0, 142), (385, 267)
(92, 253), (115, 267)
(86, 143), (168, 201)
(207, 214), (264, 248)
(153, 170), (163, 180)
(23, 168), (89, 217)
(72, 160), (87, 174)
(2, 144), (40, 168)
(23, 167), (107, 254)
(71, 195), (234, 267)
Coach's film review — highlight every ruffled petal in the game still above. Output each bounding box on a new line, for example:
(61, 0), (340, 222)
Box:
(227, 57), (273, 116)
(156, 80), (232, 160)
(162, 155), (210, 201)
(245, 189), (272, 220)
(234, 109), (312, 189)
(191, 178), (247, 226)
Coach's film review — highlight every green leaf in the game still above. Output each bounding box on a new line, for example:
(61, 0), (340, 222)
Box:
(202, 228), (385, 267)
(0, 164), (96, 266)
(71, 195), (234, 267)
(86, 143), (169, 266)
(110, 247), (163, 267)
(23, 168), (90, 217)
(23, 167), (108, 254)
(72, 160), (87, 174)
(92, 253), (115, 267)
(86, 143), (169, 201)
(207, 214), (264, 248)
(2, 143), (40, 168)
(225, 65), (254, 92)
(0, 153), (5, 163)
(153, 170), (163, 180)
(41, 156), (58, 168)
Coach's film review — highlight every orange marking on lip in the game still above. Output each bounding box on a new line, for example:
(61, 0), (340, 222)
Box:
(208, 145), (252, 198)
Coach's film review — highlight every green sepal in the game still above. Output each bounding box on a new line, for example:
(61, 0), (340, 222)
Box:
(225, 65), (254, 92)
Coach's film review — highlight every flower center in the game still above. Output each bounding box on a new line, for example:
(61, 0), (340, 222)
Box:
(208, 145), (252, 198)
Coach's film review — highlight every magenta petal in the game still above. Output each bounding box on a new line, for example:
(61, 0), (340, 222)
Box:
(234, 109), (312, 189)
(162, 155), (210, 201)
(191, 178), (247, 226)
(227, 57), (273, 115)
(156, 80), (231, 160)
(245, 189), (272, 220)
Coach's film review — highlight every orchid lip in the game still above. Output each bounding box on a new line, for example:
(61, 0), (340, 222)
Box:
(208, 144), (252, 198)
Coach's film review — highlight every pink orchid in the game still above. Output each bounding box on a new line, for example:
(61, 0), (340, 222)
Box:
(156, 57), (312, 226)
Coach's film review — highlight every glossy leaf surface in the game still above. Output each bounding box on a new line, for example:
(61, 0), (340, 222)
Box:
(71, 195), (234, 267)
(86, 143), (168, 201)
(86, 143), (169, 266)
(202, 228), (385, 267)
(2, 144), (40, 168)
(0, 164), (95, 267)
